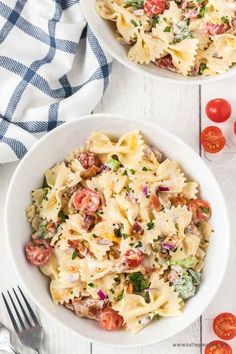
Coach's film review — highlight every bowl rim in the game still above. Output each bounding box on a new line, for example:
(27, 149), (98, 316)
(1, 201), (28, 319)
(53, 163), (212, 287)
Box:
(5, 113), (231, 347)
(80, 0), (236, 86)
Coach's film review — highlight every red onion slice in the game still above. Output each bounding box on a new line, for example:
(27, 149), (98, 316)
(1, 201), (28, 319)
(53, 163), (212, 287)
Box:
(162, 242), (176, 252)
(159, 187), (170, 192)
(97, 289), (107, 300)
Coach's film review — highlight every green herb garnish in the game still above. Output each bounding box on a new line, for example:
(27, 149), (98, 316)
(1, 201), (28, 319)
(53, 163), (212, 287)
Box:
(128, 272), (149, 293)
(147, 221), (155, 230)
(72, 250), (78, 260)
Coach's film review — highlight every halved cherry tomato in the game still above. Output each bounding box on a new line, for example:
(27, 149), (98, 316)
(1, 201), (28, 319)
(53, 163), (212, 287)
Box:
(25, 239), (53, 266)
(206, 99), (232, 123)
(187, 199), (211, 222)
(124, 249), (144, 268)
(201, 126), (226, 153)
(205, 340), (232, 354)
(170, 196), (187, 207)
(213, 313), (236, 340)
(73, 189), (100, 213)
(99, 307), (124, 331)
(144, 0), (165, 15)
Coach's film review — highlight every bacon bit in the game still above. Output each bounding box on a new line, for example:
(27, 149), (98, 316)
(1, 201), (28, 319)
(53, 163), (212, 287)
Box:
(150, 193), (162, 212)
(45, 221), (57, 233)
(78, 152), (101, 169)
(130, 222), (144, 236)
(64, 301), (75, 311)
(205, 23), (229, 36)
(82, 213), (98, 232)
(170, 196), (187, 207)
(80, 165), (101, 179)
(67, 239), (88, 258)
(126, 282), (133, 294)
(156, 54), (175, 71)
(72, 297), (107, 320)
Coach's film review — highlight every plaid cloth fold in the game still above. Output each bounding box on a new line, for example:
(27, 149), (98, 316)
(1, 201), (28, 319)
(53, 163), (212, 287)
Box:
(0, 0), (112, 163)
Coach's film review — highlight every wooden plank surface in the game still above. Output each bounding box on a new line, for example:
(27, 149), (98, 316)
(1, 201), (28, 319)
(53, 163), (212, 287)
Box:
(0, 61), (235, 353)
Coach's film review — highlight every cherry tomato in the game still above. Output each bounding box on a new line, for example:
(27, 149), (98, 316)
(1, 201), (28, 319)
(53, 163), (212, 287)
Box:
(213, 313), (236, 340)
(234, 121), (236, 135)
(187, 199), (211, 222)
(99, 307), (124, 331)
(124, 249), (144, 268)
(25, 239), (53, 266)
(73, 189), (100, 213)
(78, 152), (101, 169)
(205, 340), (232, 354)
(201, 126), (226, 153)
(144, 0), (165, 15)
(205, 23), (229, 36)
(170, 196), (187, 207)
(206, 99), (232, 123)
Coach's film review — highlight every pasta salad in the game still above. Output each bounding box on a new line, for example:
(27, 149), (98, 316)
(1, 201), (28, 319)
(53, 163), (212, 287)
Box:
(96, 0), (236, 76)
(25, 131), (212, 333)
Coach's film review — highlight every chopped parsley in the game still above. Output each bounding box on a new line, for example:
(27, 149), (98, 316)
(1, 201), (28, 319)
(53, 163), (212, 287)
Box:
(152, 15), (160, 26)
(92, 233), (98, 238)
(125, 0), (144, 8)
(129, 272), (149, 293)
(142, 166), (149, 171)
(130, 19), (138, 27)
(110, 288), (115, 294)
(199, 6), (208, 17)
(199, 63), (207, 75)
(201, 207), (209, 214)
(88, 282), (95, 288)
(71, 250), (78, 260)
(121, 224), (128, 239)
(134, 241), (143, 248)
(163, 26), (171, 32)
(116, 290), (124, 301)
(106, 156), (121, 172)
(147, 221), (155, 230)
(129, 169), (136, 175)
(58, 210), (66, 222)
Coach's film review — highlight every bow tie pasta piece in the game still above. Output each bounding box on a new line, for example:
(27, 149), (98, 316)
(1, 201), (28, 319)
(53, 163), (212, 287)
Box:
(78, 258), (114, 282)
(128, 31), (168, 64)
(155, 159), (187, 193)
(162, 0), (182, 23)
(165, 205), (192, 236)
(114, 273), (181, 333)
(206, 56), (230, 74)
(167, 38), (199, 76)
(96, 0), (122, 20)
(152, 20), (174, 44)
(50, 279), (85, 305)
(182, 182), (199, 200)
(208, 0), (236, 20)
(189, 19), (211, 51)
(115, 130), (145, 168)
(87, 132), (115, 154)
(45, 162), (81, 189)
(103, 198), (131, 232)
(211, 34), (236, 65)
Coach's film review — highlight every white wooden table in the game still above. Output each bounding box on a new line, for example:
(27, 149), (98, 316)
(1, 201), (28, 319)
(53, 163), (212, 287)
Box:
(0, 61), (236, 354)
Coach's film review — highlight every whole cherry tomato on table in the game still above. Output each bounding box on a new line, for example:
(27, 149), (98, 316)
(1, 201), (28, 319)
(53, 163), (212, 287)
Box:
(205, 340), (232, 354)
(213, 313), (236, 341)
(201, 126), (226, 153)
(206, 99), (232, 123)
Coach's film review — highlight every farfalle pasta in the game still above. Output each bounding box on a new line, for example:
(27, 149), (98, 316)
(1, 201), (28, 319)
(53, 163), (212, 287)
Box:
(96, 0), (236, 76)
(25, 131), (212, 333)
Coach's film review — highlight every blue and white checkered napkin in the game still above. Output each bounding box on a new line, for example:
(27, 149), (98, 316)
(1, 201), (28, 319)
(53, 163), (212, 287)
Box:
(0, 0), (112, 163)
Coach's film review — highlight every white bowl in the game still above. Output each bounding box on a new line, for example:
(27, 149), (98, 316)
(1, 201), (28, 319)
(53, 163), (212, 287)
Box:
(80, 0), (236, 85)
(5, 114), (230, 348)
